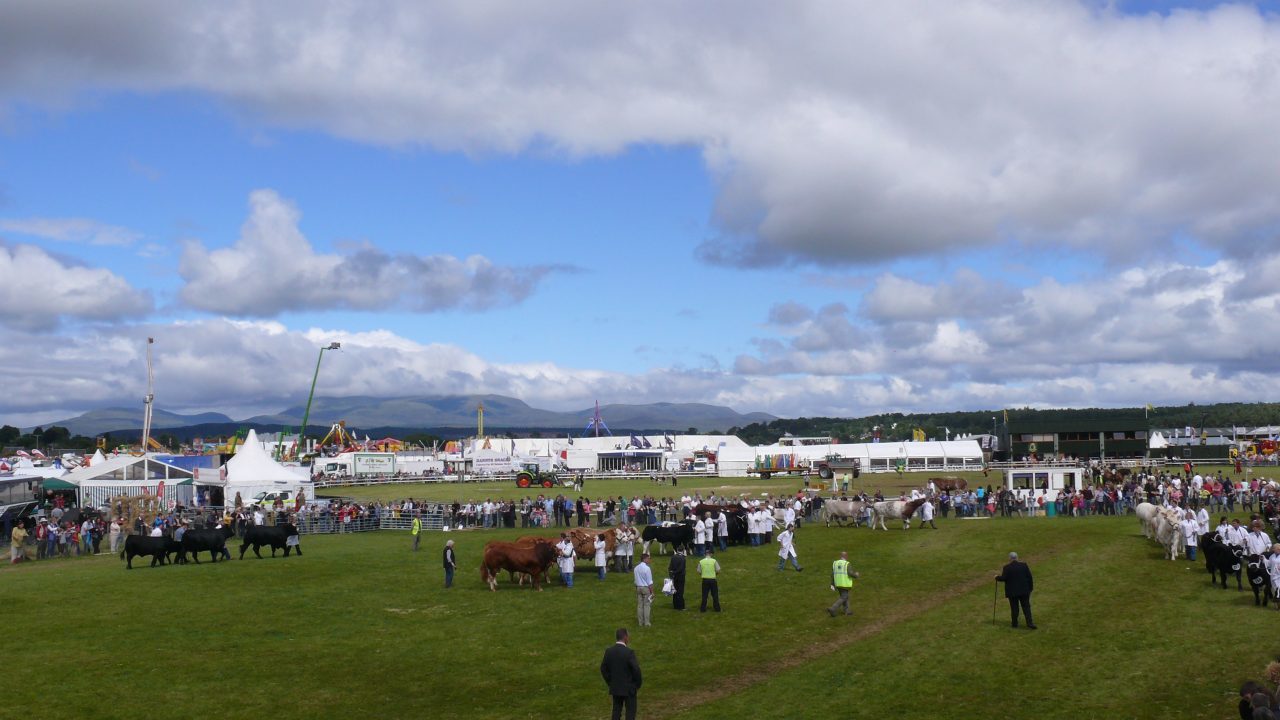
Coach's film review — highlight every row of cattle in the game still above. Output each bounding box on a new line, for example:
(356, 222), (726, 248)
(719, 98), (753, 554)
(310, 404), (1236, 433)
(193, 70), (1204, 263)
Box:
(820, 497), (929, 530)
(120, 525), (302, 569)
(478, 497), (939, 591)
(1136, 502), (1278, 608)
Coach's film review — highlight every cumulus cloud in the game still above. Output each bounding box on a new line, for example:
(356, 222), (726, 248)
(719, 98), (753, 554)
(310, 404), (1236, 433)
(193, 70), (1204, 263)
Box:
(3, 2), (1279, 265)
(0, 217), (141, 246)
(735, 258), (1280, 410)
(0, 242), (152, 329)
(178, 189), (561, 316)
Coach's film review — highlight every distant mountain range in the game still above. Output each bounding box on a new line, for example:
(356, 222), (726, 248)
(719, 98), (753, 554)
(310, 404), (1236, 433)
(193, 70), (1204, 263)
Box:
(26, 395), (777, 438)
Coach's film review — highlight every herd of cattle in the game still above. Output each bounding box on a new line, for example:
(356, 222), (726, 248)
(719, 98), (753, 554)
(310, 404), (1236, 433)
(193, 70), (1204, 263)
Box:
(478, 496), (941, 591)
(1136, 502), (1280, 608)
(120, 524), (302, 569)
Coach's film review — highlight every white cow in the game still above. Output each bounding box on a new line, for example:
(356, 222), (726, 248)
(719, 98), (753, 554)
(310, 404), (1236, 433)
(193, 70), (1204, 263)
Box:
(870, 498), (927, 531)
(1135, 502), (1159, 539)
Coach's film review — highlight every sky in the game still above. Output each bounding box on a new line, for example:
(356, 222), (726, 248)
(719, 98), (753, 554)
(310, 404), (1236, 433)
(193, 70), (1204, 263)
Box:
(2, 0), (1280, 428)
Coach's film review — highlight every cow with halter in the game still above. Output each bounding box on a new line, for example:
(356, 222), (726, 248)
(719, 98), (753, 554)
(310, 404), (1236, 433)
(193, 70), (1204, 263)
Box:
(1199, 532), (1244, 591)
(692, 504), (748, 546)
(869, 497), (928, 531)
(1152, 507), (1183, 561)
(641, 520), (695, 555)
(480, 540), (558, 591)
(1135, 502), (1159, 539)
(822, 499), (867, 528)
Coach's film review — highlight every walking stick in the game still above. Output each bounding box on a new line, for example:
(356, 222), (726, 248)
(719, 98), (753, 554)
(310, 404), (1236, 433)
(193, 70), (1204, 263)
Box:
(992, 579), (999, 626)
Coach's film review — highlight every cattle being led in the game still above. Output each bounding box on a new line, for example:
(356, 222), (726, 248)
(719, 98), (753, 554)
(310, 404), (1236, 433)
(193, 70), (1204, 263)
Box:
(240, 523), (303, 559)
(120, 534), (179, 569)
(481, 540), (557, 591)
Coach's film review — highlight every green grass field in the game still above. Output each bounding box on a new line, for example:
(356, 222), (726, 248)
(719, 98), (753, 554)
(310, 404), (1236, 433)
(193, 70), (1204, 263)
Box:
(5, 503), (1277, 719)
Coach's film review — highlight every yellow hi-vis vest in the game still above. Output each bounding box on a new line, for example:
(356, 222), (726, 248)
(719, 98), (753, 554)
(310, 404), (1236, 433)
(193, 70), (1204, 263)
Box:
(411, 518), (422, 535)
(832, 559), (853, 588)
(698, 557), (718, 579)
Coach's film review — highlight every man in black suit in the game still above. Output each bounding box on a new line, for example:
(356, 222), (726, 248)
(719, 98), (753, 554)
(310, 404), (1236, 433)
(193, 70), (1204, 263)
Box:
(995, 551), (1035, 629)
(668, 548), (686, 610)
(600, 627), (642, 720)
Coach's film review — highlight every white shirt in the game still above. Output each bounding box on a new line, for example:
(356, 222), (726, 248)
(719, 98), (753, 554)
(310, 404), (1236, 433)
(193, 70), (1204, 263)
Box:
(694, 520), (706, 543)
(1196, 509), (1210, 535)
(920, 500), (934, 521)
(1265, 554), (1280, 586)
(557, 540), (576, 574)
(777, 529), (796, 558)
(783, 508), (796, 526)
(1246, 530), (1273, 556)
(1225, 525), (1247, 547)
(1180, 519), (1199, 544)
(716, 514), (728, 537)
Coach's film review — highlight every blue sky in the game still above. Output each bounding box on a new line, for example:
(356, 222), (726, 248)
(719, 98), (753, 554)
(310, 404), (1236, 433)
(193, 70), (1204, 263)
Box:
(1, 1), (1278, 426)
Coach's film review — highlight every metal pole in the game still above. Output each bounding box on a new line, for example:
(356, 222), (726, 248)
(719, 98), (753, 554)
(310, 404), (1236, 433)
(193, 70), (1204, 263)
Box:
(299, 343), (339, 455)
(992, 579), (999, 626)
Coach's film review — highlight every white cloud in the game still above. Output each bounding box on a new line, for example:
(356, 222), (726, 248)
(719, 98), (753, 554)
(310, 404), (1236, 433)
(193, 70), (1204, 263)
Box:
(3, 2), (1280, 265)
(734, 257), (1280, 411)
(0, 242), (152, 329)
(177, 189), (561, 316)
(0, 217), (141, 246)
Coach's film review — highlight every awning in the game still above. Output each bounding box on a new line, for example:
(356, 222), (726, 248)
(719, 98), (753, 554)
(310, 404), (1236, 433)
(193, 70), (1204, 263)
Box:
(44, 479), (77, 490)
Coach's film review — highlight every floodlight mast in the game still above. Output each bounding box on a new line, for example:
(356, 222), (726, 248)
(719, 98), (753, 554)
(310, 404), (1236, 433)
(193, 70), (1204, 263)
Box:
(141, 337), (156, 452)
(299, 342), (341, 457)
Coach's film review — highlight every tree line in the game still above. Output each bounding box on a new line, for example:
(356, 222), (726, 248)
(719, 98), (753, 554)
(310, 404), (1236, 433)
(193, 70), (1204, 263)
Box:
(724, 402), (1280, 446)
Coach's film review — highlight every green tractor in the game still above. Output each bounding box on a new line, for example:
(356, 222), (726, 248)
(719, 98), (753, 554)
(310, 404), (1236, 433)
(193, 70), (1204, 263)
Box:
(515, 463), (558, 489)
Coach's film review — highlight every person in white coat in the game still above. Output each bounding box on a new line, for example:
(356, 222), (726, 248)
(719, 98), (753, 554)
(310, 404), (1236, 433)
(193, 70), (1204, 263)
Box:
(1265, 543), (1280, 603)
(693, 516), (707, 557)
(776, 524), (802, 571)
(1245, 520), (1272, 557)
(594, 536), (608, 580)
(557, 534), (577, 588)
(1195, 507), (1210, 536)
(761, 508), (777, 544)
(917, 498), (937, 529)
(1180, 511), (1200, 561)
(747, 510), (760, 546)
(716, 511), (728, 551)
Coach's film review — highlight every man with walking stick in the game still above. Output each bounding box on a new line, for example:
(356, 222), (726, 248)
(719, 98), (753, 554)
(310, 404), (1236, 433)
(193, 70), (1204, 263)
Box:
(994, 551), (1035, 629)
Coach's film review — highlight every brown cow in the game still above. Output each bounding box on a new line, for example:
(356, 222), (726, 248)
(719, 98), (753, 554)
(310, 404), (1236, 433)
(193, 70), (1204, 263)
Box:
(929, 477), (968, 492)
(480, 541), (557, 591)
(567, 528), (616, 561)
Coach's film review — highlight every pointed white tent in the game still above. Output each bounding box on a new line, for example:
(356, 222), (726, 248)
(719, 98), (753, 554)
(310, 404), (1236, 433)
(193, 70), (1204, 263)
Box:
(89, 449), (108, 466)
(223, 430), (310, 485)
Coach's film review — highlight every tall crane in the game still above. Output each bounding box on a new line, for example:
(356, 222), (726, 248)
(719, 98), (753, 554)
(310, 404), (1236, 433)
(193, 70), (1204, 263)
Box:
(140, 337), (156, 453)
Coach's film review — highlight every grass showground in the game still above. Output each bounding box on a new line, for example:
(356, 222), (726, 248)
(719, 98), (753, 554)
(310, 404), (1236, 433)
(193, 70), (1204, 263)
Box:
(6, 478), (1278, 720)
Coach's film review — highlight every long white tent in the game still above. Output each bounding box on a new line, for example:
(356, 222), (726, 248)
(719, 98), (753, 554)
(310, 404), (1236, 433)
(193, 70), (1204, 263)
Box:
(55, 454), (223, 508)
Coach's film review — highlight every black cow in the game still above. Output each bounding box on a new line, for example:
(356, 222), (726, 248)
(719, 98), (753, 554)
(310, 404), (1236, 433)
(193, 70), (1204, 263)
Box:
(120, 534), (179, 569)
(1200, 533), (1244, 590)
(640, 520), (694, 555)
(180, 526), (233, 564)
(1246, 554), (1273, 607)
(240, 523), (302, 559)
(692, 504), (750, 546)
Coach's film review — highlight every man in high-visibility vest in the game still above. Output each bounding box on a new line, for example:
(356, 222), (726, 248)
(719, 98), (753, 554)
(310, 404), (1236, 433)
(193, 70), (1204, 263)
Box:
(411, 512), (422, 551)
(827, 551), (860, 617)
(697, 549), (721, 612)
